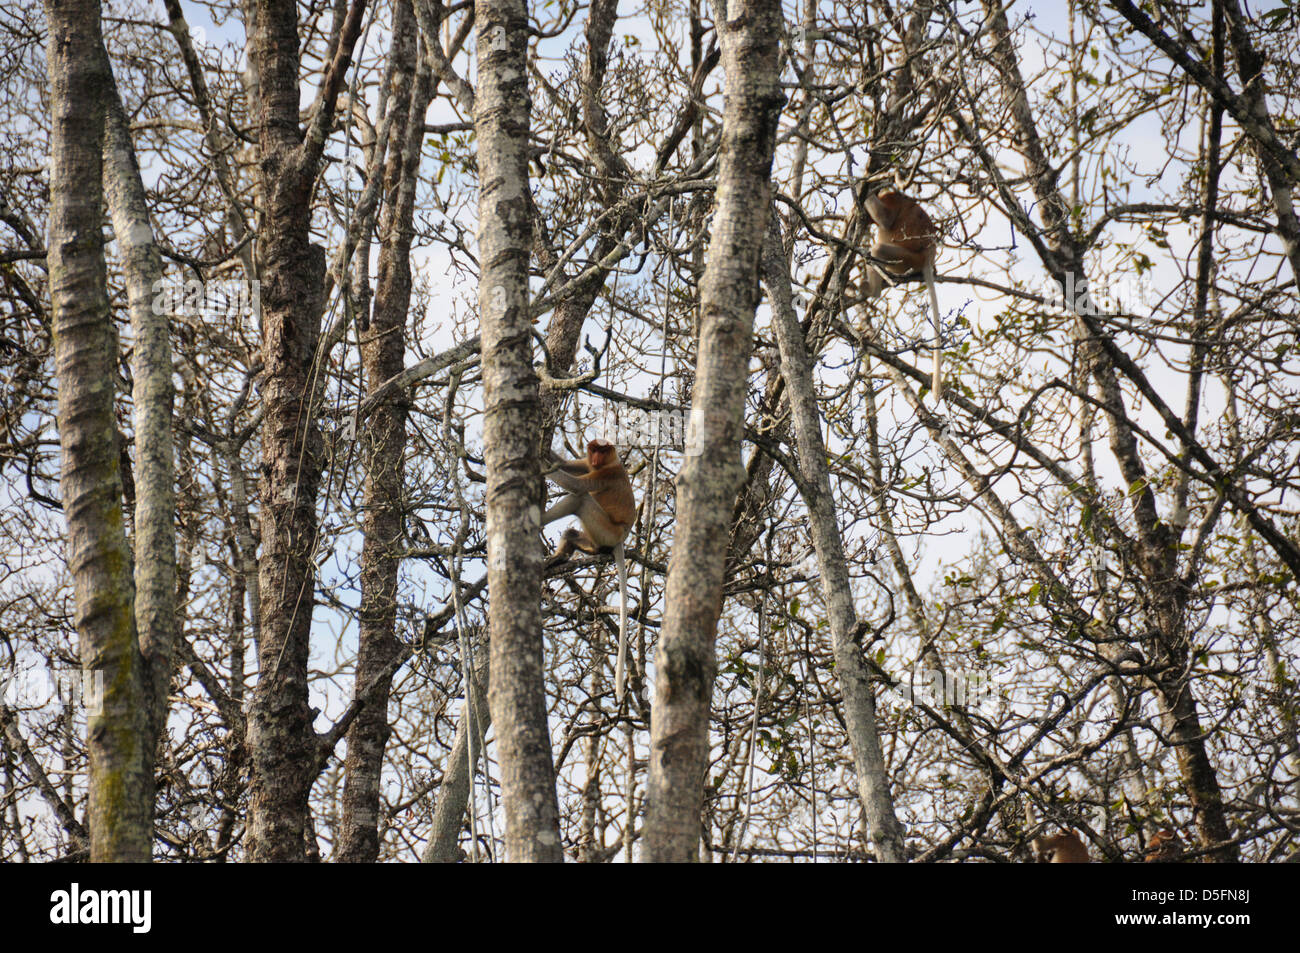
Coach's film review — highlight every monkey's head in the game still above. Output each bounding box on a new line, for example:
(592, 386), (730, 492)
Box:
(587, 439), (617, 468)
(1035, 832), (1090, 863)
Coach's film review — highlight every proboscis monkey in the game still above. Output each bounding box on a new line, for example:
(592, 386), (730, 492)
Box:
(863, 189), (944, 399)
(1143, 828), (1183, 862)
(543, 439), (636, 702)
(1034, 831), (1091, 863)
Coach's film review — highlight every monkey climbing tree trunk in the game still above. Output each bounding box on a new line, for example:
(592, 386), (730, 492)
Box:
(644, 0), (785, 863)
(44, 0), (152, 862)
(476, 0), (563, 863)
(762, 216), (907, 862)
(243, 0), (367, 862)
(338, 0), (433, 864)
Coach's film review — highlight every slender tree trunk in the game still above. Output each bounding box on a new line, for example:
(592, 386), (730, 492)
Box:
(338, 0), (433, 863)
(45, 0), (152, 862)
(645, 0), (784, 863)
(762, 217), (907, 862)
(476, 0), (563, 862)
(422, 651), (491, 862)
(102, 55), (177, 768)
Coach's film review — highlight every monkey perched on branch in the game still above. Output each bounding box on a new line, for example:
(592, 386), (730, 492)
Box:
(863, 188), (945, 400)
(1025, 803), (1092, 862)
(543, 439), (636, 702)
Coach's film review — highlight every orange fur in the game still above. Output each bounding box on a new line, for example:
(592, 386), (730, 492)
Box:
(1035, 831), (1091, 863)
(544, 439), (636, 702)
(864, 189), (945, 399)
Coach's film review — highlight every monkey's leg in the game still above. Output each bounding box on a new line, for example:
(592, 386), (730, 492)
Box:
(546, 527), (592, 567)
(543, 494), (587, 566)
(552, 497), (629, 700)
(542, 492), (583, 526)
(870, 242), (920, 271)
(545, 496), (618, 564)
(865, 242), (922, 299)
(864, 264), (886, 298)
(569, 495), (623, 549)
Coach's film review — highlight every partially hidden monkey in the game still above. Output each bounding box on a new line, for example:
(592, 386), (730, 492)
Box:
(863, 189), (945, 399)
(1034, 831), (1092, 863)
(543, 439), (636, 702)
(1143, 828), (1183, 863)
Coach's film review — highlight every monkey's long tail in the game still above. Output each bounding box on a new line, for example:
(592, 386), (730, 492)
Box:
(614, 541), (628, 704)
(924, 262), (943, 400)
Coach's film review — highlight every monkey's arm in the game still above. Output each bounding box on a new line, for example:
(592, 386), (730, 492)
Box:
(545, 460), (627, 496)
(544, 457), (593, 494)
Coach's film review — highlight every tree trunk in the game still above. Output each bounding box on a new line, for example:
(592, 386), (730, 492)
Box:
(102, 54), (178, 769)
(44, 0), (152, 862)
(338, 0), (433, 863)
(644, 0), (784, 863)
(476, 0), (563, 862)
(243, 0), (367, 862)
(762, 216), (907, 862)
(422, 651), (490, 862)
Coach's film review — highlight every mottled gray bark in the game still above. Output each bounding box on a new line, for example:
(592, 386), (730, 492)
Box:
(476, 0), (563, 862)
(422, 652), (490, 863)
(644, 0), (784, 863)
(102, 58), (177, 765)
(762, 217), (907, 862)
(243, 0), (367, 862)
(339, 0), (433, 862)
(44, 0), (152, 862)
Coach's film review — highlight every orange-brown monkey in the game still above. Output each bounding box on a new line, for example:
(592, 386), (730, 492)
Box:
(1143, 828), (1183, 863)
(863, 189), (944, 399)
(544, 439), (636, 701)
(1034, 831), (1091, 863)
